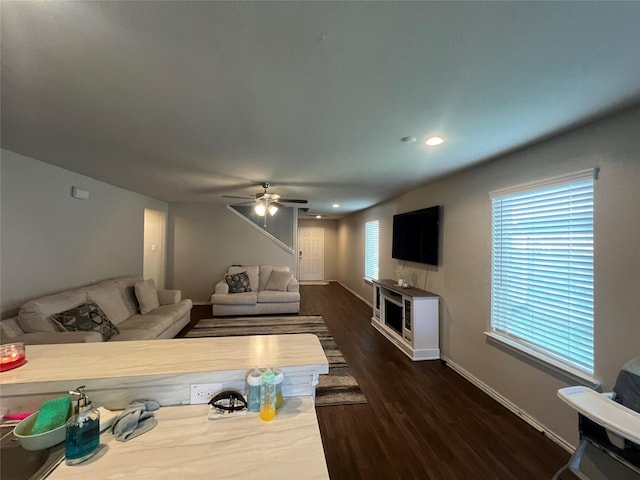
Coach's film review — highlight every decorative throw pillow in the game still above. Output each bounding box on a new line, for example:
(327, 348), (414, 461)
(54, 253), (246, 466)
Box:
(52, 301), (119, 341)
(225, 271), (252, 293)
(265, 270), (293, 292)
(135, 279), (160, 315)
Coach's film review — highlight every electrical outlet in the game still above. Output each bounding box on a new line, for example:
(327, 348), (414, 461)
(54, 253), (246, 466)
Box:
(190, 383), (222, 405)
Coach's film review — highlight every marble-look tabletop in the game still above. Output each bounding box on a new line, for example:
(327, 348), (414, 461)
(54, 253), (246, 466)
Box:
(48, 397), (330, 480)
(0, 335), (328, 385)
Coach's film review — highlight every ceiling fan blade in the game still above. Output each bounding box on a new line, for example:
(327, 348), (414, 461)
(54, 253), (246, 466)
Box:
(222, 195), (254, 200)
(278, 198), (308, 204)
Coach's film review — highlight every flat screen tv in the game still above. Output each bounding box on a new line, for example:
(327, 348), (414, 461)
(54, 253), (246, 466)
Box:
(392, 206), (440, 265)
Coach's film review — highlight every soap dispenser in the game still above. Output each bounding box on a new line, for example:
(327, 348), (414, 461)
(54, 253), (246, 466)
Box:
(65, 386), (100, 465)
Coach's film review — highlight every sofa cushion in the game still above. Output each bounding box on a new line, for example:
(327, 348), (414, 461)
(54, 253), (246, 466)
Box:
(113, 276), (143, 317)
(117, 302), (189, 338)
(86, 280), (135, 326)
(259, 265), (290, 291)
(8, 331), (103, 345)
(117, 313), (176, 337)
(149, 302), (192, 321)
(225, 271), (252, 293)
(135, 279), (160, 314)
(18, 288), (87, 333)
(117, 301), (191, 331)
(109, 329), (159, 341)
(265, 270), (293, 292)
(228, 266), (259, 292)
(257, 290), (301, 304)
(211, 292), (258, 305)
(52, 301), (120, 341)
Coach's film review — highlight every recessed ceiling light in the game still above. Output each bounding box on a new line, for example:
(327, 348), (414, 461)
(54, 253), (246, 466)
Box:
(425, 136), (444, 146)
(332, 204), (340, 208)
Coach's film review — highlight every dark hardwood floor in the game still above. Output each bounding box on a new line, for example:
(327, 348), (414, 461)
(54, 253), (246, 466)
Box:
(186, 283), (573, 480)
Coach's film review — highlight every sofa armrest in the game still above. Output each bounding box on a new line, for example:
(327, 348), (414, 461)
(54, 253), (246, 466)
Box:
(158, 289), (182, 305)
(214, 280), (229, 295)
(287, 277), (300, 293)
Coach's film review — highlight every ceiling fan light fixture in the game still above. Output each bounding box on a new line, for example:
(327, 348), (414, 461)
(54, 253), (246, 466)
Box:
(255, 203), (266, 216)
(268, 204), (278, 216)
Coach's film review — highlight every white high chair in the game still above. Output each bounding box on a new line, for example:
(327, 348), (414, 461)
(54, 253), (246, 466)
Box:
(552, 359), (640, 480)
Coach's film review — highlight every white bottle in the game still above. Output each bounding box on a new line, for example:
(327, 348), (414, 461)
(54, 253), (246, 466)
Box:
(247, 367), (262, 412)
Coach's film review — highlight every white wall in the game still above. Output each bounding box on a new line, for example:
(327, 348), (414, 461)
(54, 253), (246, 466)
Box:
(337, 105), (640, 447)
(0, 149), (167, 317)
(168, 203), (297, 303)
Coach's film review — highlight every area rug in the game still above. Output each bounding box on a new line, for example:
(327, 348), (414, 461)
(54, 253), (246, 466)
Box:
(185, 315), (367, 407)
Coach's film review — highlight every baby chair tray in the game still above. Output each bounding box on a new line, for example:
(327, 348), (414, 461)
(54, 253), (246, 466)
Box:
(557, 386), (640, 480)
(558, 386), (640, 445)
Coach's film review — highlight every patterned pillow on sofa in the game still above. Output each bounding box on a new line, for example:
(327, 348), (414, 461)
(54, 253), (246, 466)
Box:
(225, 271), (252, 293)
(52, 301), (120, 341)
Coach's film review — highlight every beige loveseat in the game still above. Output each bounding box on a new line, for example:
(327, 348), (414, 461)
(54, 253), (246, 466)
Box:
(211, 265), (300, 316)
(0, 276), (192, 345)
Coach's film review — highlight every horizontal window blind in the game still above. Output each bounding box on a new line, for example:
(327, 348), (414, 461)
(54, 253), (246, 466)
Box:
(365, 220), (379, 280)
(491, 170), (595, 374)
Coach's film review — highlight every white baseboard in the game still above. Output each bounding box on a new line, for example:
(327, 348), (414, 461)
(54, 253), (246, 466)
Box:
(192, 301), (212, 306)
(336, 281), (372, 307)
(441, 355), (574, 454)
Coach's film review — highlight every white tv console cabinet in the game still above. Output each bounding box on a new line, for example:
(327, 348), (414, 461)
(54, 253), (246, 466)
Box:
(371, 279), (440, 361)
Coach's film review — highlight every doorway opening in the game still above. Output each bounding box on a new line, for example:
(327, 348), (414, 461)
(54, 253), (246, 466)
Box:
(143, 208), (167, 289)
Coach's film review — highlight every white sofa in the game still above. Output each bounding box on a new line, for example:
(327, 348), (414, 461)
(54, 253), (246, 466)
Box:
(211, 265), (300, 316)
(0, 276), (192, 345)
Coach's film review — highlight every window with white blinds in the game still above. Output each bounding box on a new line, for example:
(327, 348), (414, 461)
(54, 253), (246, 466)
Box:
(490, 169), (595, 375)
(365, 220), (379, 280)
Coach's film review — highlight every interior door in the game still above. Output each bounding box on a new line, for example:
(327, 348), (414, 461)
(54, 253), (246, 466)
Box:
(298, 227), (324, 281)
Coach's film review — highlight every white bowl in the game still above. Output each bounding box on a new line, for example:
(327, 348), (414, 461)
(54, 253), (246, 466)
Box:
(13, 412), (66, 451)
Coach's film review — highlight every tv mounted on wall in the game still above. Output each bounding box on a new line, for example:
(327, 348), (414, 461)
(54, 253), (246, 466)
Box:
(392, 205), (440, 265)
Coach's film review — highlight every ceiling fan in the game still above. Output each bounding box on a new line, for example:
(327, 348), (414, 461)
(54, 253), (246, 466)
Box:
(223, 182), (308, 224)
(223, 182), (307, 207)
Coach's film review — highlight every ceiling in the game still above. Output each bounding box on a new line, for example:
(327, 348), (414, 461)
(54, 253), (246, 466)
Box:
(2, 2), (639, 218)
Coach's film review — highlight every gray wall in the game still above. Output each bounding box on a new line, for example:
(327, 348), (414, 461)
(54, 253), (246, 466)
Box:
(337, 105), (640, 447)
(298, 219), (340, 281)
(0, 149), (167, 317)
(168, 203), (296, 303)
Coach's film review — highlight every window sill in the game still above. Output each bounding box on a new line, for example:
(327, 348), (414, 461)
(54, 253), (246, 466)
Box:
(363, 277), (374, 286)
(484, 331), (600, 389)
